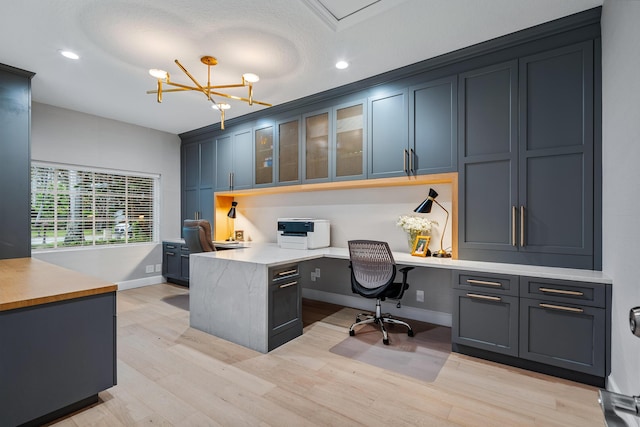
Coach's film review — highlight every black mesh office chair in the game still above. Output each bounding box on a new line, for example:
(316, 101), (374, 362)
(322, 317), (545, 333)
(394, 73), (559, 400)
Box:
(348, 240), (414, 345)
(183, 219), (216, 253)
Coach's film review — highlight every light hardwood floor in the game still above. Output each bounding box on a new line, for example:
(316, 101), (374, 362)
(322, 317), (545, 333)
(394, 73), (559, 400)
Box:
(50, 283), (605, 426)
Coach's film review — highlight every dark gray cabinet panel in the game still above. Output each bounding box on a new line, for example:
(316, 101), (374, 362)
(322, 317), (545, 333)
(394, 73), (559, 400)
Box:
(0, 66), (33, 259)
(0, 292), (116, 426)
(368, 90), (409, 179)
(409, 75), (457, 174)
(458, 61), (518, 256)
(459, 41), (595, 269)
(215, 130), (253, 191)
(518, 41), (594, 259)
(453, 290), (519, 357)
(268, 264), (302, 351)
(519, 297), (605, 376)
(182, 140), (214, 225)
(162, 241), (189, 285)
(452, 271), (519, 356)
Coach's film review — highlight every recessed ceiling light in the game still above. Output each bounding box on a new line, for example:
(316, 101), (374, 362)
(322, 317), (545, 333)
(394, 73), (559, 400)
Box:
(335, 60), (349, 70)
(59, 50), (80, 60)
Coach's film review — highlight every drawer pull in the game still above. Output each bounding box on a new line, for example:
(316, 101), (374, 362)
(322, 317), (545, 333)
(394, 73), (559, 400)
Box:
(466, 293), (502, 302)
(467, 279), (502, 287)
(539, 287), (584, 297)
(181, 254), (189, 258)
(539, 303), (583, 313)
(166, 245), (176, 249)
(166, 252), (176, 256)
(277, 269), (298, 277)
(279, 281), (298, 289)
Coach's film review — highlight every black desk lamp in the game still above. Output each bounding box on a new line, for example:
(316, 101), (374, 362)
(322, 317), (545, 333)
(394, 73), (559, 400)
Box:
(226, 201), (237, 240)
(414, 188), (451, 258)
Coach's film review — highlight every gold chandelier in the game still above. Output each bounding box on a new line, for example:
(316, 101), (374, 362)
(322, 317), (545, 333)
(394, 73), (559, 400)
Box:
(147, 55), (271, 129)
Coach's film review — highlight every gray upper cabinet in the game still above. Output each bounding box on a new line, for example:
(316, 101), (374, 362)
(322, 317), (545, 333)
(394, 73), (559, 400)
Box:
(368, 89), (409, 179)
(459, 61), (519, 253)
(182, 140), (215, 225)
(275, 117), (301, 185)
(517, 41), (594, 259)
(459, 41), (595, 269)
(302, 101), (366, 183)
(215, 129), (254, 191)
(254, 123), (275, 187)
(409, 75), (458, 175)
(368, 76), (457, 179)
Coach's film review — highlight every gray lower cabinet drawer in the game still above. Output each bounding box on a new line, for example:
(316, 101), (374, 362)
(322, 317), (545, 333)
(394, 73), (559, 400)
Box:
(519, 297), (606, 376)
(454, 271), (519, 296)
(268, 264), (302, 351)
(521, 276), (606, 308)
(452, 289), (519, 357)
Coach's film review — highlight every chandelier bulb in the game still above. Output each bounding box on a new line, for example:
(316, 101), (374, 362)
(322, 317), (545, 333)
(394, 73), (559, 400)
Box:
(149, 69), (168, 80)
(243, 73), (259, 83)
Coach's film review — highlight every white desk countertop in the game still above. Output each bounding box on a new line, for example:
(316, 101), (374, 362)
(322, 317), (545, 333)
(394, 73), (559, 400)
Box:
(191, 243), (612, 284)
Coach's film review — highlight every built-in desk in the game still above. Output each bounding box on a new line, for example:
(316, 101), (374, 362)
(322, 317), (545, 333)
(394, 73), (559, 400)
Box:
(189, 243), (612, 385)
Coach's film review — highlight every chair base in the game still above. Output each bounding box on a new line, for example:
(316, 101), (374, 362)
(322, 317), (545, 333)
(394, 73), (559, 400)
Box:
(349, 298), (414, 345)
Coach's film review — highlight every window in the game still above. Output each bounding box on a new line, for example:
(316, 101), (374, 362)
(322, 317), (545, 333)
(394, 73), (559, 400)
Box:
(31, 163), (159, 250)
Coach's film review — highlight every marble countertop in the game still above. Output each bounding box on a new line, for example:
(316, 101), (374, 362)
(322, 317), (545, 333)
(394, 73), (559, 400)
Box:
(191, 243), (612, 284)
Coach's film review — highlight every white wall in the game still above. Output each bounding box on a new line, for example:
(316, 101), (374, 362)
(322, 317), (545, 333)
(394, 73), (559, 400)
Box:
(233, 184), (452, 255)
(30, 102), (181, 286)
(601, 0), (640, 408)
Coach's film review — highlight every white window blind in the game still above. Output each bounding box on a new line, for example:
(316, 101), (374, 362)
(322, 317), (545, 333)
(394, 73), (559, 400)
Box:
(30, 164), (158, 250)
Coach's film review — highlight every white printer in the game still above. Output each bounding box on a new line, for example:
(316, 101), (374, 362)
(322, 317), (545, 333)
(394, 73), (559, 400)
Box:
(277, 218), (330, 250)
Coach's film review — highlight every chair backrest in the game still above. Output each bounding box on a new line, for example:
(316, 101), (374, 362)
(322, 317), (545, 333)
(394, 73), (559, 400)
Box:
(183, 219), (216, 253)
(348, 240), (396, 297)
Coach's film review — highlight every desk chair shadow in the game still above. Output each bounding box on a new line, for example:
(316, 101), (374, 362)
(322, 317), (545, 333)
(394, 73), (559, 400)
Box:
(183, 219), (216, 253)
(348, 240), (414, 345)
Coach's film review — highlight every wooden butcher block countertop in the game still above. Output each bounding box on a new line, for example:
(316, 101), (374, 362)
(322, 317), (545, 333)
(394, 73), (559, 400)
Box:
(0, 257), (117, 311)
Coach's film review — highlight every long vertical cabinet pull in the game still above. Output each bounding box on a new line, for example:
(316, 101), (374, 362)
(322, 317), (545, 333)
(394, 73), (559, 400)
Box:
(403, 149), (409, 174)
(520, 205), (525, 247)
(229, 172), (234, 190)
(409, 148), (415, 174)
(512, 206), (517, 246)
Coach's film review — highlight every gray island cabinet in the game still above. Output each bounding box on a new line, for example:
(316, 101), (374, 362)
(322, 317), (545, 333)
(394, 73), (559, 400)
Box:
(0, 258), (117, 427)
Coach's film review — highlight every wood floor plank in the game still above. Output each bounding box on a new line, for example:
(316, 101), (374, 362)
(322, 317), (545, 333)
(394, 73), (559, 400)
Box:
(47, 283), (605, 427)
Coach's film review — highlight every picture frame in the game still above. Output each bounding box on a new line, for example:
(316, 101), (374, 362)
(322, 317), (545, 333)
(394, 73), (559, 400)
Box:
(411, 235), (431, 257)
(234, 230), (244, 242)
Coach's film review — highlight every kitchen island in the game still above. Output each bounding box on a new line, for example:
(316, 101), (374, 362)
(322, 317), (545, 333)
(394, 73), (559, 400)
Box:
(0, 258), (117, 427)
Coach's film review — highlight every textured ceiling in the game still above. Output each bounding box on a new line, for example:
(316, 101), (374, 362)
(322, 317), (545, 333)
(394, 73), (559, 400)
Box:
(0, 0), (602, 135)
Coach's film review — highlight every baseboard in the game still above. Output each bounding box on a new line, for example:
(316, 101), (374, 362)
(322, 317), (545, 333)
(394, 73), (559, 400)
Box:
(116, 275), (164, 291)
(301, 288), (452, 327)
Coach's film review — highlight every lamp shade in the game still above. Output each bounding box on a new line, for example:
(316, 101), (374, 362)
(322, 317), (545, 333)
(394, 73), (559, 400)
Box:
(414, 188), (439, 213)
(227, 201), (237, 218)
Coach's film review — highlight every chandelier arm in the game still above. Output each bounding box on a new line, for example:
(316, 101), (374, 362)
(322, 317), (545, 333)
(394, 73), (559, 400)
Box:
(174, 59), (210, 100)
(208, 91), (272, 107)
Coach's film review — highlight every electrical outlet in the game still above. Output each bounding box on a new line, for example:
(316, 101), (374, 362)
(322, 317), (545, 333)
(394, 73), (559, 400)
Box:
(310, 272), (317, 282)
(155, 264), (162, 272)
(416, 290), (424, 302)
(314, 268), (321, 278)
(145, 265), (154, 274)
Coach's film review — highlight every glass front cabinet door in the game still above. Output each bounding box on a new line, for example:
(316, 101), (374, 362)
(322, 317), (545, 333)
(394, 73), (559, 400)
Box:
(276, 118), (301, 185)
(254, 124), (274, 187)
(302, 101), (366, 184)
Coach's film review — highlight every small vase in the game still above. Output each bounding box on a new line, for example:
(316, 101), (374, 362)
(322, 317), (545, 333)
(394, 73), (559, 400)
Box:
(407, 229), (421, 252)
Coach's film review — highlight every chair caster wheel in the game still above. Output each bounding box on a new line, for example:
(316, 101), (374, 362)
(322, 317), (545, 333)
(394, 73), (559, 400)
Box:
(349, 330), (355, 336)
(408, 330), (414, 337)
(355, 318), (361, 323)
(383, 338), (389, 345)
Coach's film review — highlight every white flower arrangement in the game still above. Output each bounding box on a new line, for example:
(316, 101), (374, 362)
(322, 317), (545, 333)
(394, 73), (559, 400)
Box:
(396, 215), (437, 233)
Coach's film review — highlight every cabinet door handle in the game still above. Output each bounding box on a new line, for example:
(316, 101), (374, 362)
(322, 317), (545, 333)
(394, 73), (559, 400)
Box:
(467, 279), (502, 287)
(279, 281), (298, 289)
(181, 254), (189, 258)
(520, 205), (525, 247)
(403, 149), (408, 174)
(539, 303), (583, 313)
(409, 148), (415, 174)
(277, 269), (298, 277)
(512, 206), (517, 246)
(166, 252), (176, 256)
(229, 172), (234, 189)
(539, 287), (584, 297)
(466, 293), (502, 302)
